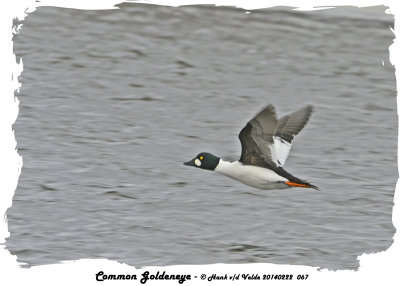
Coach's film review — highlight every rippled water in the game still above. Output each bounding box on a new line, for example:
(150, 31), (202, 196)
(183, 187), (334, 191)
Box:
(6, 4), (396, 270)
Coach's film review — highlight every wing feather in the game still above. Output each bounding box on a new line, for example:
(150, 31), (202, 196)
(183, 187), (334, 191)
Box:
(276, 105), (313, 143)
(239, 104), (277, 168)
(239, 104), (313, 168)
(272, 105), (313, 166)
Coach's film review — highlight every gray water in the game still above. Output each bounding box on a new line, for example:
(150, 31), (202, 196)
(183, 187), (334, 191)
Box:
(6, 4), (396, 270)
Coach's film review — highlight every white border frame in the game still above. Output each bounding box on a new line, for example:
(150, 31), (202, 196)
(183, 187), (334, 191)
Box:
(1, 1), (398, 285)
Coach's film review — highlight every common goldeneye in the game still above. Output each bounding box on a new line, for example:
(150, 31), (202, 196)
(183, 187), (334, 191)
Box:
(184, 104), (318, 190)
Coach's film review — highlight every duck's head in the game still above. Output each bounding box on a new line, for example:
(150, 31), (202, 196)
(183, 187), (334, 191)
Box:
(184, 152), (220, 171)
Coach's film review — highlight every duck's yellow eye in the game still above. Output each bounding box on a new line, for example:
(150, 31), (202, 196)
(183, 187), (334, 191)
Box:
(200, 156), (204, 160)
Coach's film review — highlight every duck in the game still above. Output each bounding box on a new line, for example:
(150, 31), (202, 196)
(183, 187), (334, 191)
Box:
(184, 104), (318, 190)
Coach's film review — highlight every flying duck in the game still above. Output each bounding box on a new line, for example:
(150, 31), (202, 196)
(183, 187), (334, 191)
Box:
(184, 104), (318, 190)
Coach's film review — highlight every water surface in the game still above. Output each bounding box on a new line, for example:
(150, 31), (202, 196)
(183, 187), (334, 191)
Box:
(6, 4), (396, 270)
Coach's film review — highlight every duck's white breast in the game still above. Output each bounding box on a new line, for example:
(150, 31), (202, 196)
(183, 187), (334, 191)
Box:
(215, 160), (288, 190)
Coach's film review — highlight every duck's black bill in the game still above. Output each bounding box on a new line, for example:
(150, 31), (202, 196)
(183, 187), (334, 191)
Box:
(183, 159), (196, 166)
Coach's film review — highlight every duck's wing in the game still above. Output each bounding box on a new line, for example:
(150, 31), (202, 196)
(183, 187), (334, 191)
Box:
(238, 104), (278, 168)
(271, 105), (313, 167)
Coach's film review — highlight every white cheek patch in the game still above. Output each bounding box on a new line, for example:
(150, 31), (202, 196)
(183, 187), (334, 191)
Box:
(195, 159), (201, 167)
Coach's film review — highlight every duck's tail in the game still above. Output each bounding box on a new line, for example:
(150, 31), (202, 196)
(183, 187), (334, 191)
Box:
(275, 167), (319, 190)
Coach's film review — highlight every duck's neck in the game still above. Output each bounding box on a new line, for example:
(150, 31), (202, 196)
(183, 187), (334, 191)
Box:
(214, 159), (237, 174)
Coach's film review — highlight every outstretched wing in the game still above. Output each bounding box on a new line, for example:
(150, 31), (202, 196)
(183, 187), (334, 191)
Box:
(271, 105), (313, 167)
(238, 104), (278, 168)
